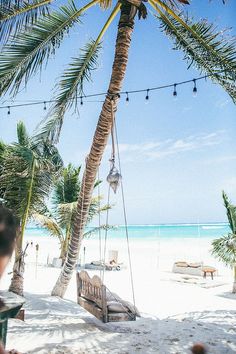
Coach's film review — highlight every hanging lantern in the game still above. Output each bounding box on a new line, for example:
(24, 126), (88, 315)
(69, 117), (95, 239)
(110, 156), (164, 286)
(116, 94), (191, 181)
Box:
(107, 163), (122, 194)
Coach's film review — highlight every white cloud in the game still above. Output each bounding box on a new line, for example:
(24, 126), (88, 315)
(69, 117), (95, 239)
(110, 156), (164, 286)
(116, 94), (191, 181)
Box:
(108, 130), (227, 161)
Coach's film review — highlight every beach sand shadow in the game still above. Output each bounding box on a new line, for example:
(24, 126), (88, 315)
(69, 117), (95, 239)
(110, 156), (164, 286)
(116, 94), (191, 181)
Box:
(7, 293), (236, 354)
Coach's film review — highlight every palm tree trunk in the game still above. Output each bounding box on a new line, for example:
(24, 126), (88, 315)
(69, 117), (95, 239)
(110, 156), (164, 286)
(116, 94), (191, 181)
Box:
(52, 3), (135, 297)
(233, 265), (236, 293)
(9, 159), (36, 296)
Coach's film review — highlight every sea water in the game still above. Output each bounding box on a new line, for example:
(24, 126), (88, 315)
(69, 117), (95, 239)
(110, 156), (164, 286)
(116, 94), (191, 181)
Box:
(25, 223), (230, 241)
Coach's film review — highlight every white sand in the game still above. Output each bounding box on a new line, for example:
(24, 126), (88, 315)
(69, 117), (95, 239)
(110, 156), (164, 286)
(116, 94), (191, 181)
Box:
(1, 234), (236, 353)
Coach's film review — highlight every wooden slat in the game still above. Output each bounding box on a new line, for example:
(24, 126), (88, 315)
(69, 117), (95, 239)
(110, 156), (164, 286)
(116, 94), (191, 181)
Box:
(108, 312), (136, 322)
(77, 297), (103, 322)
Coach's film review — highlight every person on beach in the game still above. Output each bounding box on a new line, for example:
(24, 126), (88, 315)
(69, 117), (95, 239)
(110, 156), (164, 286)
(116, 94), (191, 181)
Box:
(0, 205), (20, 354)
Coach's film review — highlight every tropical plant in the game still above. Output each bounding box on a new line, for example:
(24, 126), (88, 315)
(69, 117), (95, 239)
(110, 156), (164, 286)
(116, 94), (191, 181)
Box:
(212, 191), (236, 293)
(0, 0), (235, 297)
(33, 163), (111, 261)
(0, 121), (62, 295)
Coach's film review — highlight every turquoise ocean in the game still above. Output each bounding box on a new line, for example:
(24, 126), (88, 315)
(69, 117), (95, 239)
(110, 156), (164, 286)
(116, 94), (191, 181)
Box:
(25, 223), (230, 241)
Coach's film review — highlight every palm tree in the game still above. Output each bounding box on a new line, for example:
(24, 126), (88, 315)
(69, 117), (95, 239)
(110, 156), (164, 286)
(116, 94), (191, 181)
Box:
(212, 192), (236, 294)
(33, 163), (111, 262)
(0, 0), (235, 297)
(0, 121), (62, 295)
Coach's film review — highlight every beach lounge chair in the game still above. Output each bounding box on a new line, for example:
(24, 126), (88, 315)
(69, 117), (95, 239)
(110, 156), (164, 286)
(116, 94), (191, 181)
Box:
(76, 270), (137, 323)
(172, 261), (217, 278)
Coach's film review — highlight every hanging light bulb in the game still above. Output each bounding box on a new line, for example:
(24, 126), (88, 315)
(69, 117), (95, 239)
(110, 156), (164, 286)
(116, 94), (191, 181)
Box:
(43, 101), (47, 110)
(107, 160), (122, 194)
(80, 96), (83, 105)
(126, 92), (129, 104)
(145, 89), (150, 103)
(7, 106), (10, 115)
(173, 84), (177, 99)
(193, 79), (197, 97)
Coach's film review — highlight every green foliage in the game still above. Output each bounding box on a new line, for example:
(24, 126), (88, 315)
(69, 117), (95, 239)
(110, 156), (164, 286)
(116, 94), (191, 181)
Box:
(0, 121), (63, 220)
(212, 191), (236, 267)
(47, 39), (102, 141)
(0, 0), (50, 45)
(212, 233), (236, 267)
(33, 163), (111, 257)
(0, 0), (82, 96)
(53, 164), (81, 205)
(158, 12), (236, 103)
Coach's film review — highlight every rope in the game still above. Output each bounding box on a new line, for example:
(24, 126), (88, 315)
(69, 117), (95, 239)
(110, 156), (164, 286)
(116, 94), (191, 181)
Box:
(101, 96), (136, 319)
(79, 157), (87, 268)
(102, 185), (111, 284)
(97, 167), (102, 278)
(114, 118), (136, 310)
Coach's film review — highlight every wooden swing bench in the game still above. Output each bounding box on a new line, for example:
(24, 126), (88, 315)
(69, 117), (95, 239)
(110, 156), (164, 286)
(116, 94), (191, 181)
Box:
(76, 270), (136, 323)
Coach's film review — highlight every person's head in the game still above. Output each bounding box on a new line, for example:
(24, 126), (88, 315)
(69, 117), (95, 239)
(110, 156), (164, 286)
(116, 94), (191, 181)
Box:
(0, 205), (19, 277)
(191, 343), (207, 354)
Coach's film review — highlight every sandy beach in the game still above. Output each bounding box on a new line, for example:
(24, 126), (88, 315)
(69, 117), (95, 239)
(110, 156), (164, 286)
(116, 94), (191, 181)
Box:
(0, 233), (235, 354)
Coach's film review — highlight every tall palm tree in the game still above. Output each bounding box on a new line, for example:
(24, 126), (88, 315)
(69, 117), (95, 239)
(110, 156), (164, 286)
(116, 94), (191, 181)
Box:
(0, 121), (62, 295)
(0, 0), (235, 297)
(33, 163), (111, 261)
(212, 192), (236, 293)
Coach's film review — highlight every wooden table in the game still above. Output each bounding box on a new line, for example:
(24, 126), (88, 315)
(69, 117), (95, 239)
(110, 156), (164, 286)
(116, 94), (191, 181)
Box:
(0, 292), (24, 347)
(202, 266), (216, 280)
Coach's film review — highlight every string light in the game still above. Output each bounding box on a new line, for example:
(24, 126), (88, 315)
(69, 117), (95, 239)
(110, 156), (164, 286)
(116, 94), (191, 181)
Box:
(7, 106), (10, 115)
(193, 79), (197, 96)
(173, 84), (177, 98)
(0, 73), (211, 112)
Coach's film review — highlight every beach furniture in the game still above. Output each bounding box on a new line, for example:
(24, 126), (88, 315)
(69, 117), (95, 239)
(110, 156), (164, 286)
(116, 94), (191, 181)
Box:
(202, 266), (216, 279)
(172, 261), (217, 278)
(0, 292), (24, 348)
(76, 270), (137, 323)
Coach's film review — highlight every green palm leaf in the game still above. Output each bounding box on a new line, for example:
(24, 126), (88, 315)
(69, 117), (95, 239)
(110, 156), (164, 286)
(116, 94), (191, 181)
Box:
(0, 0), (51, 45)
(222, 191), (236, 234)
(33, 212), (65, 242)
(212, 233), (236, 267)
(47, 39), (102, 141)
(154, 5), (236, 102)
(0, 121), (62, 220)
(0, 0), (98, 97)
(41, 2), (120, 142)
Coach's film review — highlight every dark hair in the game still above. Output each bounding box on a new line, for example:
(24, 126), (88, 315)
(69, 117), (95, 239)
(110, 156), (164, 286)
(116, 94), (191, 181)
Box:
(0, 205), (19, 257)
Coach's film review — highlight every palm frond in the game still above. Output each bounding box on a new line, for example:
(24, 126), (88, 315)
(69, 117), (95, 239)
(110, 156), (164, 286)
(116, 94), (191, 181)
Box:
(222, 191), (236, 234)
(53, 164), (81, 206)
(48, 40), (102, 141)
(0, 0), (51, 45)
(0, 0), (98, 97)
(99, 0), (112, 9)
(42, 2), (120, 142)
(212, 233), (236, 267)
(151, 0), (236, 102)
(17, 121), (30, 146)
(32, 212), (65, 243)
(0, 123), (62, 220)
(83, 224), (114, 238)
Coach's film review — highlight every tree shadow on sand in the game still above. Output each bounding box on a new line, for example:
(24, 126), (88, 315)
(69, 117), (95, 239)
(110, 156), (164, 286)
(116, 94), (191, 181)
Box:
(7, 293), (236, 354)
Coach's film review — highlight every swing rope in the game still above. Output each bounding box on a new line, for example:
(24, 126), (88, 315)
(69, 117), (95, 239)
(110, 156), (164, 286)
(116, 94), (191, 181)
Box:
(102, 184), (111, 284)
(97, 167), (102, 278)
(100, 96), (136, 309)
(114, 118), (136, 310)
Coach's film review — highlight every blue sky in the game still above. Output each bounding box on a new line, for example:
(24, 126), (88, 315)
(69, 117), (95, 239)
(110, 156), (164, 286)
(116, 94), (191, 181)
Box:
(1, 0), (236, 224)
